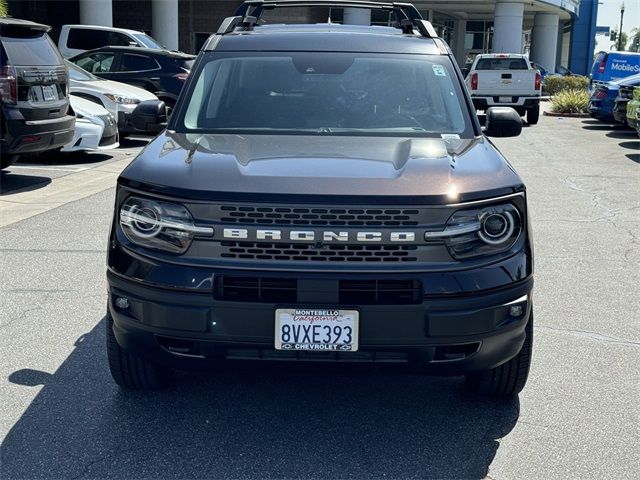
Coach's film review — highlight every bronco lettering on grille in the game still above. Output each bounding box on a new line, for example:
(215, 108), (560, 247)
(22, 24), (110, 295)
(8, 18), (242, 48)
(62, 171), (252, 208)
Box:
(222, 229), (418, 242)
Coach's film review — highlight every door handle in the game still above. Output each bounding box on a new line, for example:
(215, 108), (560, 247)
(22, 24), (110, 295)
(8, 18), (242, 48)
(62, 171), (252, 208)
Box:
(150, 77), (160, 80)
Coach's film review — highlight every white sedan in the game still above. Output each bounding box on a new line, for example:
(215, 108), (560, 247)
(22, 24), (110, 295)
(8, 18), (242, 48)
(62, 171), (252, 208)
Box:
(62, 96), (119, 152)
(66, 60), (158, 136)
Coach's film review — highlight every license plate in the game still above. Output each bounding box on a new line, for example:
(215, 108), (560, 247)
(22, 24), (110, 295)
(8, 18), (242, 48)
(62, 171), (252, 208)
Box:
(41, 85), (57, 101)
(499, 96), (512, 103)
(275, 308), (359, 352)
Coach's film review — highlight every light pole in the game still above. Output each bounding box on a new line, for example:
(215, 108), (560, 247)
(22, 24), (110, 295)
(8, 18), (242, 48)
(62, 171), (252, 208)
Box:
(618, 3), (625, 51)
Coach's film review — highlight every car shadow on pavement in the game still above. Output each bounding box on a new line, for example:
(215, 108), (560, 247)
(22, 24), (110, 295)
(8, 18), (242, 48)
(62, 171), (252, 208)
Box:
(605, 130), (638, 140)
(120, 137), (151, 148)
(2, 319), (520, 479)
(18, 151), (114, 166)
(0, 172), (51, 196)
(619, 140), (640, 151)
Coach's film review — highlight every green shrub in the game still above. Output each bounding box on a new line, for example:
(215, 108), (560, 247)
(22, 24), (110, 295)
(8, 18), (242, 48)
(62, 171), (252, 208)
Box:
(543, 76), (589, 95)
(551, 89), (590, 114)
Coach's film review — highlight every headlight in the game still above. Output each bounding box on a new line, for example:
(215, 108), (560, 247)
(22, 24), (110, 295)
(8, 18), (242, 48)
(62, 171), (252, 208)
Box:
(120, 196), (212, 254)
(105, 94), (139, 105)
(425, 203), (522, 260)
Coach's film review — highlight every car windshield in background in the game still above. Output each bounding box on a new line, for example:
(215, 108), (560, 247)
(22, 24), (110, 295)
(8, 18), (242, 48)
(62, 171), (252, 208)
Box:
(0, 32), (61, 65)
(66, 60), (99, 81)
(133, 33), (164, 49)
(180, 52), (470, 137)
(476, 58), (528, 70)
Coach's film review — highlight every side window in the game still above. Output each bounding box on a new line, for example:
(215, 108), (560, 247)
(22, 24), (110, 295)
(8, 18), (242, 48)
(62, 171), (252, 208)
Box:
(75, 52), (116, 73)
(121, 54), (160, 72)
(67, 29), (108, 50)
(107, 32), (132, 47)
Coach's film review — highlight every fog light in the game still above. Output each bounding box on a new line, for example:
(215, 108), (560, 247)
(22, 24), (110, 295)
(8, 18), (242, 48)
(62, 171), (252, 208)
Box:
(509, 304), (524, 317)
(115, 297), (129, 309)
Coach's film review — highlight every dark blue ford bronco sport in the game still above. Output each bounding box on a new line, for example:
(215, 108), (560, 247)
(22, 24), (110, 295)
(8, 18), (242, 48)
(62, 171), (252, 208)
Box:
(106, 0), (533, 396)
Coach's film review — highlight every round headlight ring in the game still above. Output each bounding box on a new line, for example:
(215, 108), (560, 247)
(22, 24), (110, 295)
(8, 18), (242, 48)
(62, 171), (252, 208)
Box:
(129, 205), (162, 239)
(478, 211), (515, 245)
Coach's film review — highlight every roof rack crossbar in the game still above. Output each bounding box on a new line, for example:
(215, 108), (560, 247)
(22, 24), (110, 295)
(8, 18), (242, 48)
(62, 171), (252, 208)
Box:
(204, 0), (438, 47)
(237, 1), (421, 20)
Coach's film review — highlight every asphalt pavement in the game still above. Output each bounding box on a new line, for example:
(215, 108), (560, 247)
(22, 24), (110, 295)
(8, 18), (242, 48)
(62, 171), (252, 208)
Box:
(0, 113), (638, 479)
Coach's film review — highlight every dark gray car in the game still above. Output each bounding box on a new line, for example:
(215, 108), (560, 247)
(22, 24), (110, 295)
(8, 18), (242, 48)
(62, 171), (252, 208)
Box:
(105, 1), (533, 396)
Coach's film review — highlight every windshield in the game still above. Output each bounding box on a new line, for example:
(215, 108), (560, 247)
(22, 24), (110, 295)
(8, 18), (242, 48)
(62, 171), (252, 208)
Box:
(132, 33), (164, 49)
(179, 52), (471, 137)
(65, 60), (99, 81)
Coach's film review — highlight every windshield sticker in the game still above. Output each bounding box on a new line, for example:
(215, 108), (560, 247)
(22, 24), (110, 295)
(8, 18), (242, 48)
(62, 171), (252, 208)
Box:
(441, 134), (460, 140)
(432, 65), (447, 77)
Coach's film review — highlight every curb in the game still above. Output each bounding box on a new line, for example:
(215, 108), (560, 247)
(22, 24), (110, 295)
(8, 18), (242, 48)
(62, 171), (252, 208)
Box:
(543, 111), (590, 118)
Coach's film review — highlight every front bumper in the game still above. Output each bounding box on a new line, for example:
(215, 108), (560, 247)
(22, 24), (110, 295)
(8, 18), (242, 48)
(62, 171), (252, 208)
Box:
(107, 268), (533, 375)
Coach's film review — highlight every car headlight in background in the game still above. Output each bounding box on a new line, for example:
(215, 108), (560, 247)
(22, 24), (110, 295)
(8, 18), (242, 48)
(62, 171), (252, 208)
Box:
(105, 94), (140, 105)
(425, 203), (522, 260)
(120, 196), (212, 254)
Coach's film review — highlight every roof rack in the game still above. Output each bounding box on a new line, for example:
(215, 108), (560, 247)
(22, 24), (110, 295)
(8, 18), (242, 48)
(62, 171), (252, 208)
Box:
(213, 0), (436, 38)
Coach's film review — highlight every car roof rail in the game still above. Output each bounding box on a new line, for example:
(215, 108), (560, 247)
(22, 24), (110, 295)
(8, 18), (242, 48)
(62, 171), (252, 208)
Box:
(213, 0), (436, 38)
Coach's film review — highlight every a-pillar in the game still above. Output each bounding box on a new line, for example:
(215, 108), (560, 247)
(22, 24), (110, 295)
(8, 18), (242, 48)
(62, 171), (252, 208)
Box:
(491, 1), (524, 53)
(79, 0), (112, 26)
(152, 0), (179, 51)
(343, 8), (371, 25)
(530, 13), (560, 73)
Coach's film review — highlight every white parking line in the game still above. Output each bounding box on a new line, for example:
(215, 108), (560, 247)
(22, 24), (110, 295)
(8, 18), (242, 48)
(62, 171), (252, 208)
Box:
(8, 165), (89, 173)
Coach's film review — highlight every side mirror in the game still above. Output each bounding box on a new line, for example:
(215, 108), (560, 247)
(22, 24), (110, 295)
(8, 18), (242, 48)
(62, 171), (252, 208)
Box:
(130, 99), (167, 134)
(484, 107), (522, 138)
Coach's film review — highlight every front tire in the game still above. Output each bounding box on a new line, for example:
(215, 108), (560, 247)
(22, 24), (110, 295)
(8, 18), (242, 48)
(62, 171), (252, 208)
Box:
(527, 105), (540, 125)
(106, 308), (172, 389)
(465, 313), (533, 396)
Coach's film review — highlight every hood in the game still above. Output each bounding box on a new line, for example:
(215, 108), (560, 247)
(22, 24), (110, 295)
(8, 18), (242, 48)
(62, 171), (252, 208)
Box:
(70, 95), (109, 117)
(120, 132), (523, 203)
(70, 78), (157, 101)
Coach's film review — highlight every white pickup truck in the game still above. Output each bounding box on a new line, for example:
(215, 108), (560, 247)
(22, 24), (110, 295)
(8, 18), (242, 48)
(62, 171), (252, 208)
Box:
(465, 53), (542, 124)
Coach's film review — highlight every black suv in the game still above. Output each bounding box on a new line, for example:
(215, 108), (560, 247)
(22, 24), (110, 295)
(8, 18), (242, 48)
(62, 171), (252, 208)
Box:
(106, 1), (533, 396)
(68, 46), (195, 115)
(0, 19), (75, 170)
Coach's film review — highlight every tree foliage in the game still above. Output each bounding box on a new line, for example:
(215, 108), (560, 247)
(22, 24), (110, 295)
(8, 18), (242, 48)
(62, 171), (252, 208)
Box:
(629, 28), (640, 52)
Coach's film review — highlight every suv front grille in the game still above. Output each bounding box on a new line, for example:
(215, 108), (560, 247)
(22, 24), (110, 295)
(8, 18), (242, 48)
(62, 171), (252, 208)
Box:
(220, 241), (419, 262)
(214, 276), (422, 305)
(220, 206), (421, 227)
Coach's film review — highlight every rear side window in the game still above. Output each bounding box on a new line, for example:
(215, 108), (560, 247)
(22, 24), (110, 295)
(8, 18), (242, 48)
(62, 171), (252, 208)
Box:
(106, 32), (132, 47)
(75, 52), (116, 73)
(121, 54), (160, 72)
(0, 32), (62, 66)
(475, 58), (528, 70)
(67, 29), (109, 50)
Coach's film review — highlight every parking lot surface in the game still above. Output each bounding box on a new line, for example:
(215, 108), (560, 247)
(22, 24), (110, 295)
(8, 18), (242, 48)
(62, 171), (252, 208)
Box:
(0, 113), (638, 479)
